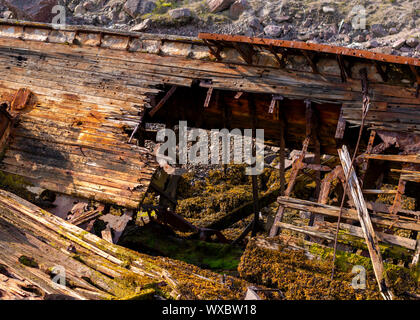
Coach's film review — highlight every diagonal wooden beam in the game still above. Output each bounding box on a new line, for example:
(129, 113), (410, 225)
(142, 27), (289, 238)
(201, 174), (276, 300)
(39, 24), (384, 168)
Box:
(269, 136), (311, 237)
(268, 45), (286, 68)
(232, 42), (256, 65)
(149, 85), (177, 117)
(203, 39), (223, 61)
(204, 87), (214, 108)
(339, 145), (393, 300)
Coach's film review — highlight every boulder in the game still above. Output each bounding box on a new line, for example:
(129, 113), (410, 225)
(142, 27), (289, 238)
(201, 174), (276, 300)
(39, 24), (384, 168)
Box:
(264, 25), (282, 38)
(207, 0), (235, 13)
(366, 40), (380, 49)
(370, 24), (387, 37)
(168, 8), (192, 20)
(73, 3), (86, 16)
(3, 10), (13, 19)
(389, 27), (398, 35)
(406, 37), (419, 48)
(130, 18), (152, 32)
(2, 0), (58, 23)
(392, 39), (406, 50)
(82, 0), (96, 12)
(123, 0), (144, 18)
(142, 1), (157, 15)
(229, 0), (247, 20)
(353, 34), (365, 43)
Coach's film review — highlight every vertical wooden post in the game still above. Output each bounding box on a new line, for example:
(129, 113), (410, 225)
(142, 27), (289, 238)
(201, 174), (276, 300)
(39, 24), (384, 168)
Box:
(276, 99), (286, 196)
(249, 94), (259, 236)
(360, 130), (376, 186)
(279, 119), (286, 196)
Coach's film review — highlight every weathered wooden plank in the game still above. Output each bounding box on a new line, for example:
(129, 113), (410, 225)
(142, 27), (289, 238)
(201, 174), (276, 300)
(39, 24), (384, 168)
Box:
(276, 196), (420, 232)
(362, 154), (420, 164)
(338, 145), (393, 300)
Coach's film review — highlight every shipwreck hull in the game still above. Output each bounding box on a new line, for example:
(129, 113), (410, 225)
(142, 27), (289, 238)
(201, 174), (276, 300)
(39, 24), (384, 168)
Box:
(0, 19), (418, 299)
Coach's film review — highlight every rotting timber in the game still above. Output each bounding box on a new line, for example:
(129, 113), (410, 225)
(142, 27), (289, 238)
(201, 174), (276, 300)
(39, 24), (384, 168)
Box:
(0, 19), (418, 299)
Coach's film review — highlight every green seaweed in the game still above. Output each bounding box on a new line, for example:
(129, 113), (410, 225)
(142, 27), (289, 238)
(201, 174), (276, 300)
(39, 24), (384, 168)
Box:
(18, 255), (39, 268)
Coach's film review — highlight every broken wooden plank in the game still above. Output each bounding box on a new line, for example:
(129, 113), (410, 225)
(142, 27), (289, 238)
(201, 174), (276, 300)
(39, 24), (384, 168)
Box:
(338, 145), (393, 300)
(101, 226), (113, 243)
(362, 189), (398, 195)
(277, 196), (420, 232)
(277, 220), (416, 251)
(0, 188), (248, 300)
(362, 154), (420, 164)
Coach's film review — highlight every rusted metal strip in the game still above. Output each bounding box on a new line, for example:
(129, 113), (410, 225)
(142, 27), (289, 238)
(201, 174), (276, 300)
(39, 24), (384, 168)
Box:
(199, 33), (420, 67)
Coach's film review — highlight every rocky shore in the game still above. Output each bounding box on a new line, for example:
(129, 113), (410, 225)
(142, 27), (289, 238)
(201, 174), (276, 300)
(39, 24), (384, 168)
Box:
(0, 0), (418, 57)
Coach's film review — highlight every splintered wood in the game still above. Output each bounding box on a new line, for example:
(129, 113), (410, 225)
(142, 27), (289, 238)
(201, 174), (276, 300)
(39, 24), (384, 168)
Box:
(0, 189), (248, 300)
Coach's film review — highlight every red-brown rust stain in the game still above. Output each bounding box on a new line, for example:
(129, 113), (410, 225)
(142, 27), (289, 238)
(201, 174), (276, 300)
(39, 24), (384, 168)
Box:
(11, 88), (32, 111)
(0, 91), (14, 104)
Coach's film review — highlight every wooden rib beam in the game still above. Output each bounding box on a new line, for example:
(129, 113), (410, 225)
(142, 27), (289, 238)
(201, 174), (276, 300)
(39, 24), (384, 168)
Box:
(149, 85), (177, 117)
(232, 42), (256, 65)
(363, 189), (398, 195)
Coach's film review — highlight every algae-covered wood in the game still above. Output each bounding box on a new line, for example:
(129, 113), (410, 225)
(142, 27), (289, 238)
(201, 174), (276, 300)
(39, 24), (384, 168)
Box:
(0, 188), (249, 300)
